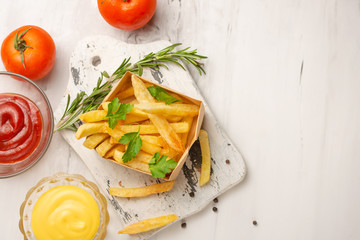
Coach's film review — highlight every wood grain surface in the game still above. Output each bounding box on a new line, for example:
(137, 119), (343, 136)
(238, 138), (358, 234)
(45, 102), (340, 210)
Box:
(1, 0), (360, 239)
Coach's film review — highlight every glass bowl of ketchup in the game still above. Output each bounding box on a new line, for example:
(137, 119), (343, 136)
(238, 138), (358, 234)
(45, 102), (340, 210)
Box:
(0, 71), (53, 177)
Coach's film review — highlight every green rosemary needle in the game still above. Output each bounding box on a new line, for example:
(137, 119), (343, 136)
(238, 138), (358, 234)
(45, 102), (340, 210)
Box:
(54, 43), (207, 132)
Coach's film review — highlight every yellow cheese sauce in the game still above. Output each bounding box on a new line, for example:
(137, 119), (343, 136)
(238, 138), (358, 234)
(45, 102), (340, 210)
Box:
(31, 185), (100, 240)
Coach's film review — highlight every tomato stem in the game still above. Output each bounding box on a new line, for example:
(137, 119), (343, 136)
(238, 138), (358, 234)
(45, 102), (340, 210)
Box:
(13, 27), (33, 70)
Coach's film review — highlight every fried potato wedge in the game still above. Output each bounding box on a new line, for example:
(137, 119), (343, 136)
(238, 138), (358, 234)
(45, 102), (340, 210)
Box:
(122, 114), (148, 124)
(83, 133), (109, 149)
(104, 144), (125, 159)
(116, 82), (154, 100)
(79, 110), (107, 123)
(135, 102), (200, 117)
(113, 150), (151, 173)
(119, 122), (189, 135)
(141, 140), (163, 155)
(116, 86), (135, 100)
(199, 130), (211, 186)
(131, 75), (156, 103)
(159, 146), (180, 160)
(95, 138), (114, 157)
(133, 151), (153, 164)
(140, 135), (166, 147)
(181, 116), (194, 146)
(165, 115), (182, 123)
(75, 122), (107, 139)
(114, 150), (152, 164)
(109, 181), (175, 198)
(102, 102), (182, 123)
(118, 214), (178, 234)
(148, 114), (185, 153)
(106, 126), (126, 142)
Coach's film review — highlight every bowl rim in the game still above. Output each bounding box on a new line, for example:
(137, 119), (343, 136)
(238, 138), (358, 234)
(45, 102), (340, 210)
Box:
(18, 172), (109, 240)
(0, 71), (54, 178)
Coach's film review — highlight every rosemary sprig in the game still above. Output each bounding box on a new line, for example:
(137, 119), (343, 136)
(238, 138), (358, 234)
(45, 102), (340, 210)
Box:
(55, 43), (207, 132)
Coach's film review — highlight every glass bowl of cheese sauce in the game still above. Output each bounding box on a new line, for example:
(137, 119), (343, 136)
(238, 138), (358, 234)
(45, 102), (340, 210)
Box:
(0, 71), (53, 177)
(19, 172), (109, 240)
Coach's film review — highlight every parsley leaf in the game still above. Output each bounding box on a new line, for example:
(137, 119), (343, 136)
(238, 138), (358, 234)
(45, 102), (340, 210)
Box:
(147, 86), (182, 105)
(149, 152), (177, 178)
(105, 98), (133, 129)
(119, 128), (142, 163)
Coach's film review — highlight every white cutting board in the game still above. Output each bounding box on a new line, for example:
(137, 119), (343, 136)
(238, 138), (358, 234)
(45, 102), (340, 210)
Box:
(54, 36), (246, 240)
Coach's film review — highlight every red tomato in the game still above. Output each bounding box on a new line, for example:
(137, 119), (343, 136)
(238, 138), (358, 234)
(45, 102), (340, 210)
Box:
(1, 25), (56, 81)
(97, 0), (156, 31)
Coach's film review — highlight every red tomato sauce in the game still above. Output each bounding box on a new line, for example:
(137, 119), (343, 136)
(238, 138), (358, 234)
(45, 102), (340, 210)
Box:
(0, 94), (42, 163)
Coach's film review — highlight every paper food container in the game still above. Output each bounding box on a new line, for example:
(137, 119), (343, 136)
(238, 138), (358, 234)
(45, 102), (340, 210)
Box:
(99, 71), (205, 180)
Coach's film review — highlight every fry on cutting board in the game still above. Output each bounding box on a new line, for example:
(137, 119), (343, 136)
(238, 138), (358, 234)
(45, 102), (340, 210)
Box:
(132, 75), (186, 153)
(135, 102), (200, 117)
(118, 214), (178, 234)
(148, 114), (185, 153)
(79, 110), (107, 123)
(199, 129), (211, 186)
(75, 122), (106, 139)
(109, 181), (175, 197)
(83, 133), (109, 149)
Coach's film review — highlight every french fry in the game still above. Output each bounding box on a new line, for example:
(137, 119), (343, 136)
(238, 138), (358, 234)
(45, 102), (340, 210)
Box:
(122, 114), (148, 124)
(140, 135), (165, 147)
(79, 110), (107, 123)
(113, 150), (151, 173)
(134, 151), (153, 164)
(118, 122), (189, 135)
(103, 103), (184, 123)
(109, 181), (175, 198)
(135, 102), (200, 117)
(79, 108), (147, 125)
(131, 75), (186, 153)
(130, 107), (148, 118)
(116, 86), (135, 100)
(106, 126), (126, 141)
(109, 137), (119, 144)
(148, 114), (185, 153)
(199, 130), (211, 186)
(104, 104), (149, 120)
(95, 138), (114, 157)
(75, 122), (107, 139)
(164, 115), (182, 123)
(104, 145), (125, 159)
(141, 140), (163, 155)
(159, 146), (179, 160)
(131, 75), (156, 103)
(101, 102), (110, 112)
(118, 214), (178, 234)
(83, 133), (109, 149)
(116, 82), (154, 100)
(113, 149), (124, 163)
(181, 116), (194, 146)
(140, 119), (152, 125)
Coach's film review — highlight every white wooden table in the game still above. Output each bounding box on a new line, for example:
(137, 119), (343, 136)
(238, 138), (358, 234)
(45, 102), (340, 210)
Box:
(1, 1), (360, 239)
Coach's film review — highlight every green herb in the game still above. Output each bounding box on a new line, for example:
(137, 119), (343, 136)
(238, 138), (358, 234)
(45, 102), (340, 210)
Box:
(149, 152), (177, 178)
(118, 129), (142, 163)
(54, 43), (207, 132)
(147, 86), (182, 105)
(105, 98), (133, 129)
